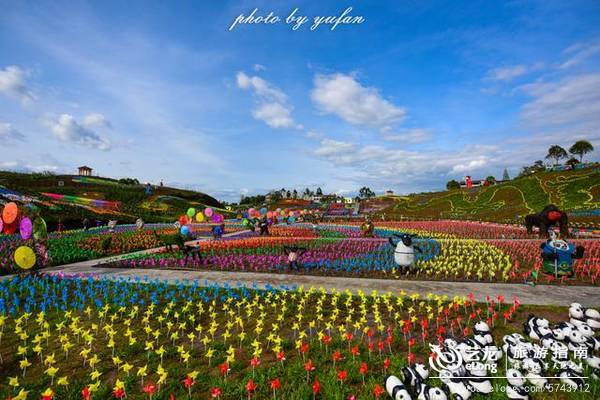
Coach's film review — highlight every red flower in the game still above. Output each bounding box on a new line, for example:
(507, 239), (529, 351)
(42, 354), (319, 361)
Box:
(359, 362), (368, 375)
(337, 370), (348, 382)
(408, 352), (415, 364)
(300, 342), (309, 354)
(113, 388), (126, 399)
(250, 357), (261, 368)
(81, 388), (91, 400)
(383, 357), (391, 370)
(332, 350), (343, 362)
(347, 395), (357, 400)
(169, 395), (175, 400)
(304, 359), (315, 372)
(322, 335), (331, 345)
(246, 379), (257, 394)
(210, 387), (222, 398)
(276, 351), (286, 362)
(270, 378), (281, 390)
(312, 379), (321, 395)
(219, 362), (230, 376)
(374, 384), (386, 399)
(143, 383), (157, 395)
(351, 345), (360, 357)
(408, 338), (416, 347)
(345, 332), (353, 342)
(183, 375), (195, 389)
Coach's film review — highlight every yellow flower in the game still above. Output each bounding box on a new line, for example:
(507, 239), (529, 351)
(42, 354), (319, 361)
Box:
(137, 364), (148, 377)
(9, 376), (19, 387)
(122, 363), (133, 375)
(45, 366), (59, 378)
(90, 370), (102, 381)
(13, 388), (29, 400)
(19, 358), (31, 370)
(57, 376), (69, 386)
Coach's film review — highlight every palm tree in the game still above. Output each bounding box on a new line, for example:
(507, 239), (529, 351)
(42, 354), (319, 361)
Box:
(545, 145), (568, 165)
(569, 140), (594, 162)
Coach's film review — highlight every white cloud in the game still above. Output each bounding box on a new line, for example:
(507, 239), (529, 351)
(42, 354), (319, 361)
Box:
(450, 156), (488, 173)
(383, 128), (431, 143)
(236, 72), (286, 103)
(487, 64), (528, 81)
(252, 102), (295, 129)
(0, 122), (25, 142)
(312, 136), (506, 191)
(521, 74), (600, 131)
(236, 71), (299, 129)
(253, 64), (266, 72)
(45, 114), (111, 150)
(0, 65), (35, 105)
(83, 112), (112, 128)
(560, 40), (600, 70)
(0, 160), (59, 173)
(311, 73), (406, 131)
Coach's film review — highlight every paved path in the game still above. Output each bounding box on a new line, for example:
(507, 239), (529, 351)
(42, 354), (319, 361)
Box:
(35, 263), (600, 307)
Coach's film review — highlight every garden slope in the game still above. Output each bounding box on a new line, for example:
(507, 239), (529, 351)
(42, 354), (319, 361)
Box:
(0, 171), (223, 227)
(379, 167), (600, 223)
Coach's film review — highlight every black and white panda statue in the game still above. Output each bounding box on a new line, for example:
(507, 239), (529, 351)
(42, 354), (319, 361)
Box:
(385, 375), (412, 400)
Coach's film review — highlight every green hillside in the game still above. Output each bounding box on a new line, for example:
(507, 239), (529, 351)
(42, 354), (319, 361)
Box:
(377, 166), (600, 224)
(0, 171), (223, 228)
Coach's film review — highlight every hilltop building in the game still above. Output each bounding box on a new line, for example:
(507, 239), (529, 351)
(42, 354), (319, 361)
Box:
(78, 166), (93, 176)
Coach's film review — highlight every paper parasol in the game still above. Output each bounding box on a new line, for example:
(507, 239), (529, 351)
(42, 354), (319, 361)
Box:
(32, 217), (47, 240)
(2, 202), (19, 224)
(204, 207), (214, 217)
(14, 246), (36, 269)
(3, 221), (17, 234)
(186, 207), (196, 218)
(19, 217), (33, 240)
(195, 212), (205, 222)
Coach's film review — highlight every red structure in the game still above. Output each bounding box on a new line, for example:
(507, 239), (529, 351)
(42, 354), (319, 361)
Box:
(465, 176), (473, 188)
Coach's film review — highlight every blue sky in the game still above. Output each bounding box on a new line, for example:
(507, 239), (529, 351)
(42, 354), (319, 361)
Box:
(1, 0), (599, 201)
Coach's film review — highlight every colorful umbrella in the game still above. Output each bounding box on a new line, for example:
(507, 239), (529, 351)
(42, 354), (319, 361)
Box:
(14, 245), (36, 269)
(19, 217), (32, 240)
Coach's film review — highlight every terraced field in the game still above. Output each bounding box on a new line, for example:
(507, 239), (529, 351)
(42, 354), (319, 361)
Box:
(381, 167), (600, 224)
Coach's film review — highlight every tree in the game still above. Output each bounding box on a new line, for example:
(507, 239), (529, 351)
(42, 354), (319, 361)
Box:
(485, 176), (496, 184)
(566, 157), (580, 168)
(545, 145), (568, 165)
(446, 180), (460, 190)
(359, 186), (375, 199)
(569, 140), (594, 162)
(517, 160), (546, 178)
(286, 190), (291, 199)
(316, 187), (323, 196)
(502, 168), (510, 181)
(292, 189), (298, 199)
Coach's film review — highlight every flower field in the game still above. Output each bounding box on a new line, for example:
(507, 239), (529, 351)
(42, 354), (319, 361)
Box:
(0, 224), (244, 275)
(105, 223), (600, 285)
(3, 274), (596, 400)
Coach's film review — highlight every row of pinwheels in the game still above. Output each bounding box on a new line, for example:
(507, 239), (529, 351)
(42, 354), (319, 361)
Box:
(0, 275), (522, 399)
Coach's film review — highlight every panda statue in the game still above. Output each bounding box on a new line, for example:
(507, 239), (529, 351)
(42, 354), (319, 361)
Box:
(385, 375), (412, 400)
(389, 233), (423, 273)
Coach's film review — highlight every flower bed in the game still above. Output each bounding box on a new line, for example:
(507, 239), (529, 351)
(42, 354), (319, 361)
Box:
(0, 274), (542, 400)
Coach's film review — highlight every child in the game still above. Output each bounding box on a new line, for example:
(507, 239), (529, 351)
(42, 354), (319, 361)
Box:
(283, 245), (307, 271)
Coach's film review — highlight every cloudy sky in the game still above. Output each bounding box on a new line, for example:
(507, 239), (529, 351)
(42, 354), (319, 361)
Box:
(1, 0), (599, 201)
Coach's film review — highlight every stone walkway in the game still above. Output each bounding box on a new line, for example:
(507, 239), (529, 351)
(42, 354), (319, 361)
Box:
(34, 262), (599, 307)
